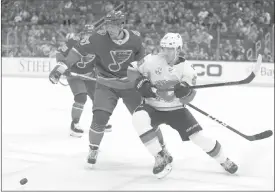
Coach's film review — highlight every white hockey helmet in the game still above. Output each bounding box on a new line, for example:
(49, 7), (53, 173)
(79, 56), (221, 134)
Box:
(160, 33), (183, 50)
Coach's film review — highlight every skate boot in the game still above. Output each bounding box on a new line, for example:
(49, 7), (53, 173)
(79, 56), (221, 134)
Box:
(70, 121), (84, 138)
(87, 145), (99, 168)
(104, 124), (112, 132)
(220, 158), (238, 174)
(161, 145), (173, 164)
(153, 150), (172, 179)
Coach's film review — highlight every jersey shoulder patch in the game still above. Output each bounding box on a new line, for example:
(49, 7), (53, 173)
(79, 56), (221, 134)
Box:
(79, 34), (91, 46)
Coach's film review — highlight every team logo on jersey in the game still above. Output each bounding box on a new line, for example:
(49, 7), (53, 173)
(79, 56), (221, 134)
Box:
(155, 80), (179, 102)
(155, 67), (163, 75)
(109, 50), (132, 72)
(76, 54), (95, 68)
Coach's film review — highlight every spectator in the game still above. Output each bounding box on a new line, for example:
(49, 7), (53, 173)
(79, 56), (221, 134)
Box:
(1, 0), (273, 62)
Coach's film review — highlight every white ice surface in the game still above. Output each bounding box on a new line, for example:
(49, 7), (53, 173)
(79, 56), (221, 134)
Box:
(1, 77), (274, 190)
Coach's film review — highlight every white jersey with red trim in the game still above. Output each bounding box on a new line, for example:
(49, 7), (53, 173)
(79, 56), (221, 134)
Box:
(135, 54), (197, 111)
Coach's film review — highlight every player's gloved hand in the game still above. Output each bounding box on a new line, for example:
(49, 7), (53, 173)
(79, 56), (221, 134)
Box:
(49, 62), (69, 84)
(174, 82), (193, 98)
(135, 76), (157, 98)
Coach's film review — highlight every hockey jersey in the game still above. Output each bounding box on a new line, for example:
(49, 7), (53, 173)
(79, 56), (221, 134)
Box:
(72, 29), (144, 89)
(134, 54), (197, 111)
(56, 34), (97, 75)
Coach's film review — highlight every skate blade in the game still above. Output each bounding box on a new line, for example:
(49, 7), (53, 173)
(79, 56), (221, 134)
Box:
(70, 131), (83, 138)
(156, 163), (172, 179)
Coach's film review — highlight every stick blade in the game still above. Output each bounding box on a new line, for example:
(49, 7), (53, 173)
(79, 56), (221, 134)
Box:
(253, 130), (273, 140)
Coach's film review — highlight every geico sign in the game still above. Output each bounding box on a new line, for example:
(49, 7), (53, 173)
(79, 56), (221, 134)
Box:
(192, 64), (222, 77)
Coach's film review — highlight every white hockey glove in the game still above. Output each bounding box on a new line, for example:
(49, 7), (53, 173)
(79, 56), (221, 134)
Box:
(49, 62), (69, 84)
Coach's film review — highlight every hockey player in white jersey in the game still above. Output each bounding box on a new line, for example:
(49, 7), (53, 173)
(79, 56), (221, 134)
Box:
(128, 33), (238, 179)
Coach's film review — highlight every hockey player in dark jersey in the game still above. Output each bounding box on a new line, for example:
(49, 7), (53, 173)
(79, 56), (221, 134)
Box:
(50, 33), (111, 138)
(49, 10), (172, 168)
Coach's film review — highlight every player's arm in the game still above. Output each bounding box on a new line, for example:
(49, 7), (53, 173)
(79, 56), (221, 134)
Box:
(174, 61), (198, 104)
(65, 34), (95, 67)
(49, 40), (72, 84)
(127, 55), (156, 98)
(49, 36), (93, 84)
(127, 30), (145, 79)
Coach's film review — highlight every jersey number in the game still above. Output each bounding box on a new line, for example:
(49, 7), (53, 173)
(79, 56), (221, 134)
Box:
(59, 44), (69, 52)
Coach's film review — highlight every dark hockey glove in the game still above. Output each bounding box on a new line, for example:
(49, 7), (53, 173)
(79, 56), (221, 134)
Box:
(135, 76), (157, 98)
(49, 62), (69, 84)
(174, 82), (193, 98)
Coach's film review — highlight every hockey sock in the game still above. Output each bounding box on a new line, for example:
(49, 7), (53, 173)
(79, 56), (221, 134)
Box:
(206, 141), (228, 164)
(71, 102), (84, 124)
(189, 131), (227, 163)
(132, 110), (162, 156)
(140, 128), (162, 156)
(89, 122), (105, 149)
(154, 126), (165, 147)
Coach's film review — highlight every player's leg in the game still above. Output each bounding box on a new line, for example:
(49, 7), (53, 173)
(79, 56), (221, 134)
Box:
(67, 77), (88, 137)
(87, 83), (118, 168)
(84, 80), (96, 102)
(120, 89), (172, 161)
(132, 104), (172, 179)
(168, 108), (238, 174)
(84, 80), (112, 132)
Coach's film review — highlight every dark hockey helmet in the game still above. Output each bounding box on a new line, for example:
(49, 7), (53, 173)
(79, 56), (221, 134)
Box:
(105, 10), (126, 27)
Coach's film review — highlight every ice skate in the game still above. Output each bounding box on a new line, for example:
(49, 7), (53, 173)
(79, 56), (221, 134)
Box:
(104, 124), (112, 132)
(153, 151), (172, 179)
(220, 158), (238, 174)
(70, 121), (84, 138)
(86, 146), (99, 168)
(161, 145), (173, 163)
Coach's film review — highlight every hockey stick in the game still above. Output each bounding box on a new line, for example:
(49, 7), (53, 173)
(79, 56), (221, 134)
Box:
(83, 3), (124, 33)
(187, 103), (273, 141)
(189, 54), (261, 89)
(68, 72), (273, 141)
(159, 54), (262, 92)
(70, 72), (96, 81)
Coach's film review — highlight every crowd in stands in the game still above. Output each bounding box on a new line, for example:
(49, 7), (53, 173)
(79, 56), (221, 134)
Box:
(1, 0), (274, 62)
